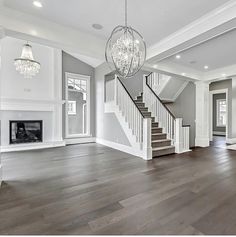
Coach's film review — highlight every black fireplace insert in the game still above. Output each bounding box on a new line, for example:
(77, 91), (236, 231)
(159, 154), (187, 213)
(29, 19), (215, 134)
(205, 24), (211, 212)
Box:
(9, 120), (43, 144)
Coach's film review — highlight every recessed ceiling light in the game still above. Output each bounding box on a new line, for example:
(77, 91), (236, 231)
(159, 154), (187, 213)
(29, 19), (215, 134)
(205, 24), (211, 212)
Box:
(92, 24), (103, 30)
(33, 1), (43, 8)
(204, 65), (209, 70)
(175, 55), (181, 59)
(182, 73), (186, 76)
(222, 73), (226, 77)
(153, 64), (158, 69)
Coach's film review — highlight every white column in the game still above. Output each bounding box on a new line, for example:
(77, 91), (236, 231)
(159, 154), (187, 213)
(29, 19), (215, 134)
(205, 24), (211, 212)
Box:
(195, 81), (210, 147)
(52, 49), (64, 144)
(175, 118), (183, 153)
(231, 77), (236, 141)
(143, 118), (152, 160)
(0, 34), (3, 186)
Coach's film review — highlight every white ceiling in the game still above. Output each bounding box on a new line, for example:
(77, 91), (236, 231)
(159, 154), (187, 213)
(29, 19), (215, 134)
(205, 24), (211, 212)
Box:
(3, 0), (230, 47)
(159, 29), (236, 72)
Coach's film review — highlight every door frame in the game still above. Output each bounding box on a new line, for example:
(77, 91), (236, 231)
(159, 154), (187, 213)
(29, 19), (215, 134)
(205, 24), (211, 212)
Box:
(209, 89), (228, 141)
(65, 72), (91, 138)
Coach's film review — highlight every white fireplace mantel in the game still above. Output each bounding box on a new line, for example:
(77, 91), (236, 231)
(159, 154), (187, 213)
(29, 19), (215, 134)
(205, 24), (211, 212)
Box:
(0, 98), (65, 112)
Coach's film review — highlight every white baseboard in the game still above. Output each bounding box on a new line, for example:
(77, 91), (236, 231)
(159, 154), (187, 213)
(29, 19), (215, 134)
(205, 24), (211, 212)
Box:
(213, 131), (226, 136)
(226, 138), (236, 144)
(0, 140), (66, 153)
(96, 138), (143, 158)
(65, 137), (96, 145)
(195, 137), (210, 147)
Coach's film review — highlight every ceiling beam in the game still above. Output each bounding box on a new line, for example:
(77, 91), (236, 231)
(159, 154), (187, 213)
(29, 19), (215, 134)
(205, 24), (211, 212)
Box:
(147, 0), (236, 62)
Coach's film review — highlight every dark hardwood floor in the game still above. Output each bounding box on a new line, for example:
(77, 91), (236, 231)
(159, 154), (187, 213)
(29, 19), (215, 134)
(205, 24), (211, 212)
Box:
(1, 143), (236, 235)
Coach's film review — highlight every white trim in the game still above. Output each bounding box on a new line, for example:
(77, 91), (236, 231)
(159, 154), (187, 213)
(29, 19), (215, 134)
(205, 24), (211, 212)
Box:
(65, 72), (91, 138)
(147, 0), (236, 60)
(65, 137), (95, 145)
(226, 138), (236, 144)
(96, 138), (143, 159)
(172, 81), (189, 101)
(0, 165), (2, 187)
(195, 137), (210, 147)
(0, 98), (65, 112)
(0, 141), (66, 153)
(209, 89), (228, 142)
(213, 131), (226, 136)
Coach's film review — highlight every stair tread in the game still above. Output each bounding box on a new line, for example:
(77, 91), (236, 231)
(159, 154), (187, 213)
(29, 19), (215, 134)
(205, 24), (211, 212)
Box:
(152, 139), (171, 143)
(152, 145), (175, 151)
(152, 133), (166, 135)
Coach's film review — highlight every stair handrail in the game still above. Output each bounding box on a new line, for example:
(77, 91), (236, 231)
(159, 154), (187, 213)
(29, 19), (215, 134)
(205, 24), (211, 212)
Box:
(145, 74), (176, 119)
(117, 77), (144, 118)
(144, 72), (191, 153)
(114, 75), (145, 145)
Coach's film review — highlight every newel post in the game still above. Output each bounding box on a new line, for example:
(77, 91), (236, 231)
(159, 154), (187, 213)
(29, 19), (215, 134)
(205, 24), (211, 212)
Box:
(175, 118), (183, 153)
(143, 118), (152, 160)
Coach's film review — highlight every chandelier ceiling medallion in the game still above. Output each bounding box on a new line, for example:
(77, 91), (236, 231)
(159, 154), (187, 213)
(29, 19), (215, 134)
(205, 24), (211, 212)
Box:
(14, 43), (40, 78)
(105, 0), (146, 78)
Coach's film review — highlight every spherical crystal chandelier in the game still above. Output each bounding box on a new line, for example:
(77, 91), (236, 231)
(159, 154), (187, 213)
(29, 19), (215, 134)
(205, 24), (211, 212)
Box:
(14, 43), (40, 78)
(105, 0), (146, 78)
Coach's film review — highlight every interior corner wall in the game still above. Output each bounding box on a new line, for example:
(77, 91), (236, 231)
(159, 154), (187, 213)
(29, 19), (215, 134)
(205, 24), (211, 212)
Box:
(62, 51), (95, 138)
(120, 70), (150, 99)
(95, 63), (131, 146)
(166, 82), (196, 147)
(210, 79), (233, 138)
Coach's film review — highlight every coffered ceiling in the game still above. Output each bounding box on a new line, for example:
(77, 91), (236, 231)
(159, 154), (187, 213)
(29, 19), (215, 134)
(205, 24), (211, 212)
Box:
(159, 29), (236, 72)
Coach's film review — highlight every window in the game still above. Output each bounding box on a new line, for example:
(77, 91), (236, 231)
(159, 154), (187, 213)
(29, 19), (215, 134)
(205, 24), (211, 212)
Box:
(217, 99), (226, 127)
(68, 101), (76, 115)
(65, 73), (90, 138)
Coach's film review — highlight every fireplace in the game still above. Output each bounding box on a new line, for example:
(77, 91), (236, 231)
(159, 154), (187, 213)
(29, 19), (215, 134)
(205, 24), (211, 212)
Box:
(9, 120), (43, 144)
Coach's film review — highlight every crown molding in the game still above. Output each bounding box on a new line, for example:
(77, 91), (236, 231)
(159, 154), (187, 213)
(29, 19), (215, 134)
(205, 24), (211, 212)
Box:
(147, 0), (236, 61)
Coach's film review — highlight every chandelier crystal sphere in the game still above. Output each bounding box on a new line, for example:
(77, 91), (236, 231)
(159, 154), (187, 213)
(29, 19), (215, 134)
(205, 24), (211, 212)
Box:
(14, 43), (40, 79)
(105, 26), (146, 78)
(105, 0), (146, 78)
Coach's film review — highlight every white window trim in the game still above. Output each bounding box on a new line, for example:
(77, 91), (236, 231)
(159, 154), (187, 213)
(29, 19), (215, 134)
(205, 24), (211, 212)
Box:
(68, 100), (77, 115)
(65, 72), (91, 138)
(216, 99), (226, 127)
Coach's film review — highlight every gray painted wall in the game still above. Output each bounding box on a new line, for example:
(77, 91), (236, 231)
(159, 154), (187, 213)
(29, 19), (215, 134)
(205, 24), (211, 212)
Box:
(213, 93), (226, 134)
(210, 79), (232, 138)
(166, 82), (196, 147)
(120, 70), (150, 99)
(62, 51), (95, 138)
(95, 63), (131, 146)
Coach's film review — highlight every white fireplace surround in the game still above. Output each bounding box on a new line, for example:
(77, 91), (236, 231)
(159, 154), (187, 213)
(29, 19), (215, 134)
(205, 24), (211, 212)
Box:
(0, 99), (65, 153)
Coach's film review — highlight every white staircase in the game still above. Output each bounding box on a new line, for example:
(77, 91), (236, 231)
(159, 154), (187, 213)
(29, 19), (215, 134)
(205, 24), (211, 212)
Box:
(104, 73), (191, 160)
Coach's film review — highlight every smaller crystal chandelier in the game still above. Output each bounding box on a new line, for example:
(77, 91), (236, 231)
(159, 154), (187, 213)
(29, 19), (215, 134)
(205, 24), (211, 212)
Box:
(105, 0), (146, 78)
(14, 43), (40, 78)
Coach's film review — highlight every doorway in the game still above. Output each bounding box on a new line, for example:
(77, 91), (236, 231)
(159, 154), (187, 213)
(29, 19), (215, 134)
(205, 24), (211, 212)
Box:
(209, 89), (228, 147)
(65, 72), (90, 138)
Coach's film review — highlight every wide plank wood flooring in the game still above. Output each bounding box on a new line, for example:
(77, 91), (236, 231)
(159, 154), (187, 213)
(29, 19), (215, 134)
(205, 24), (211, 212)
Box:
(1, 143), (236, 234)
